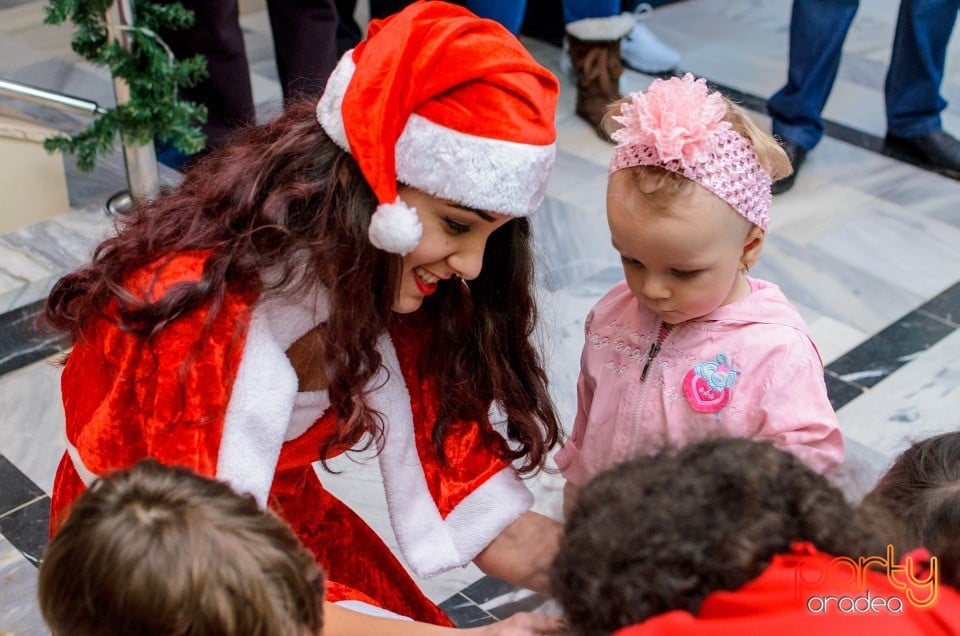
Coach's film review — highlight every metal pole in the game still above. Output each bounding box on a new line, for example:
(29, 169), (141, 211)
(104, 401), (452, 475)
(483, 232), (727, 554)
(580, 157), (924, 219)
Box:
(105, 0), (159, 202)
(0, 78), (106, 117)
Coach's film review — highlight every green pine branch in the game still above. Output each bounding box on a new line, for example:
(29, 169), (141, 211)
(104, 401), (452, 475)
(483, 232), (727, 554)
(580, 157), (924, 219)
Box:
(44, 0), (207, 171)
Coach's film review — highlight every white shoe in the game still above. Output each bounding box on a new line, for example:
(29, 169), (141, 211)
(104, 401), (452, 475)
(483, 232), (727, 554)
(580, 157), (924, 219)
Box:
(559, 39), (574, 81)
(620, 3), (680, 74)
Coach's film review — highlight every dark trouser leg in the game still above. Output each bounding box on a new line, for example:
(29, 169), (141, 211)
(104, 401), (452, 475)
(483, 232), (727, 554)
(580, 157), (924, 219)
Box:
(885, 0), (960, 138)
(267, 0), (340, 103)
(335, 0), (361, 56)
(157, 0), (255, 151)
(767, 0), (859, 150)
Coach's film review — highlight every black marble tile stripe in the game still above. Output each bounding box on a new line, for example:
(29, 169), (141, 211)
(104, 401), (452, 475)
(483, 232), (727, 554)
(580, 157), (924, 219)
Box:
(0, 299), (70, 377)
(824, 281), (960, 409)
(0, 453), (49, 567)
(440, 576), (549, 627)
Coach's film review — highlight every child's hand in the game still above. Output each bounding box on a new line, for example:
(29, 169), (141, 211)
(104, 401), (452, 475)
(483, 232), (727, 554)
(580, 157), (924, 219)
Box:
(470, 612), (561, 635)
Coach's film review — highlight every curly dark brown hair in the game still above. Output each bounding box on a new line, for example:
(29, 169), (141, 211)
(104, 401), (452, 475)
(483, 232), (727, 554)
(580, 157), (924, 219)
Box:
(862, 431), (960, 588)
(42, 100), (559, 473)
(550, 437), (896, 636)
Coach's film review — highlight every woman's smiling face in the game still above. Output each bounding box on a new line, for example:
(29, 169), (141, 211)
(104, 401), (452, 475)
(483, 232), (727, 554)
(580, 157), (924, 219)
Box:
(392, 185), (512, 314)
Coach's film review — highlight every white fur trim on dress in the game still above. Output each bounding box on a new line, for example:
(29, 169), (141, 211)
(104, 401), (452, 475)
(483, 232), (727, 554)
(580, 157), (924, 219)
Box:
(217, 282), (332, 506)
(317, 52), (556, 217)
(369, 333), (534, 578)
(216, 305), (300, 507)
(64, 438), (98, 486)
(368, 197), (423, 255)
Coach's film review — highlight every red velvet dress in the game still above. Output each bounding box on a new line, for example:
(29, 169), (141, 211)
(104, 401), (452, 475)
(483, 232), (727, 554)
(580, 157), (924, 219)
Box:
(51, 252), (535, 625)
(615, 544), (960, 635)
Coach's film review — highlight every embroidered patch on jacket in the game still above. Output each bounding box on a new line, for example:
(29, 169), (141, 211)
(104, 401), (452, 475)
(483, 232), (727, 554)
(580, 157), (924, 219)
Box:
(682, 353), (739, 413)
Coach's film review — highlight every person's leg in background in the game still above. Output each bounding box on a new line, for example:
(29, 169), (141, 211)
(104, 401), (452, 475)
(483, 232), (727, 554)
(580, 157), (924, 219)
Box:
(562, 0), (619, 23)
(564, 0), (678, 75)
(267, 0), (340, 103)
(883, 0), (960, 174)
(335, 0), (362, 56)
(155, 0), (256, 167)
(337, 1), (468, 57)
(564, 14), (634, 140)
(766, 0), (859, 193)
(465, 0), (528, 34)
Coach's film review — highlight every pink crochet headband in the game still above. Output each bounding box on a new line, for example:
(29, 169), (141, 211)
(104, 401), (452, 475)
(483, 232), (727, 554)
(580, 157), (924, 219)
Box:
(609, 74), (772, 230)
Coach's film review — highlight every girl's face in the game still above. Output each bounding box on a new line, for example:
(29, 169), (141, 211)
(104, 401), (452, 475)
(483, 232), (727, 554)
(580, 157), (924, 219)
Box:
(393, 185), (512, 314)
(606, 172), (764, 325)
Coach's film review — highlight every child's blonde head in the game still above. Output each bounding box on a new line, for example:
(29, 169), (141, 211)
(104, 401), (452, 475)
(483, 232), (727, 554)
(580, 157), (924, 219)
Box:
(38, 459), (325, 636)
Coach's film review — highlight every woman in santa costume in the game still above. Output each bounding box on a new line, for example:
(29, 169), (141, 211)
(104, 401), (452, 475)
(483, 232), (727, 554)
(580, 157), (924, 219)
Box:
(43, 2), (562, 633)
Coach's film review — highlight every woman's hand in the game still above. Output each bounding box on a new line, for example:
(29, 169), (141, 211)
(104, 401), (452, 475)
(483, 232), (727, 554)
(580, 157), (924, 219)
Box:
(469, 612), (561, 635)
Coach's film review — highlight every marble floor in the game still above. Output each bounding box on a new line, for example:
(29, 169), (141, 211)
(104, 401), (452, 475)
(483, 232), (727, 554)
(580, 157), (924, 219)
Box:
(2, 0), (960, 632)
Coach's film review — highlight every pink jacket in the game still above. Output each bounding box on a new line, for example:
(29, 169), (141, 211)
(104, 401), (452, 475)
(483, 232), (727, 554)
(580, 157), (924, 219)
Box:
(555, 277), (844, 485)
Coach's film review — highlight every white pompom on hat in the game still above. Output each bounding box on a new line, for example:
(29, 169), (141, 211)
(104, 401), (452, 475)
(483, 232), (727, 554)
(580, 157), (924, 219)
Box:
(316, 1), (560, 255)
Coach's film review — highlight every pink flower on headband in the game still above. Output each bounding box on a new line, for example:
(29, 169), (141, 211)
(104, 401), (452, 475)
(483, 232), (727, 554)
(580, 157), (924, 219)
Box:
(612, 73), (730, 168)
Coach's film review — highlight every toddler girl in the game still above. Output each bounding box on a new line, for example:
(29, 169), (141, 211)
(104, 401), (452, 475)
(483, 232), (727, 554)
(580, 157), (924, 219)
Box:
(555, 74), (844, 512)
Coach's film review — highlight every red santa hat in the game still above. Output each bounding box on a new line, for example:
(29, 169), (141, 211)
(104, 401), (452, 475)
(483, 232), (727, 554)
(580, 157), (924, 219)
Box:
(316, 1), (559, 255)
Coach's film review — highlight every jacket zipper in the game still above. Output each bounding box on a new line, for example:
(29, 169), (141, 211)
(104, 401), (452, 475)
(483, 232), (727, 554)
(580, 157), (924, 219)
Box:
(640, 322), (673, 382)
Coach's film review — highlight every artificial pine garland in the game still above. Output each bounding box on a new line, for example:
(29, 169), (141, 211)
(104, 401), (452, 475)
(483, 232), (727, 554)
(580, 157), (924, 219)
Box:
(43, 0), (207, 171)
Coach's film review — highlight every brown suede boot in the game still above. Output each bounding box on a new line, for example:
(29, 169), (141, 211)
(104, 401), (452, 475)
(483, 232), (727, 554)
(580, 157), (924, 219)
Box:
(565, 15), (634, 142)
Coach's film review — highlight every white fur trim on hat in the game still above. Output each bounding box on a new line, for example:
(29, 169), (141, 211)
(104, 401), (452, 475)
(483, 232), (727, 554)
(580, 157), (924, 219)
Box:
(368, 197), (422, 255)
(395, 115), (555, 217)
(317, 52), (556, 218)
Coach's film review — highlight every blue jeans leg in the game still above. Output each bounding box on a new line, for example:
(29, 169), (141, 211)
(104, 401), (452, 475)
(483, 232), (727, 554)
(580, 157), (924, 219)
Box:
(885, 0), (960, 138)
(767, 0), (859, 150)
(562, 0), (621, 24)
(467, 0), (528, 34)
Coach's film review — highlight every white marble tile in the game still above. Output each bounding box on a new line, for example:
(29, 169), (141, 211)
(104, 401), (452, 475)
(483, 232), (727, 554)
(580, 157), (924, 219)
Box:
(753, 233), (924, 334)
(838, 328), (960, 460)
(647, 0), (792, 50)
(812, 206), (960, 299)
(537, 277), (618, 429)
(531, 196), (617, 292)
(542, 153), (609, 215)
(0, 207), (113, 311)
(0, 356), (65, 494)
(250, 77), (283, 121)
(553, 121), (615, 169)
(677, 37), (789, 100)
(0, 536), (46, 635)
(0, 4), (77, 73)
(767, 180), (881, 246)
(848, 164), (960, 231)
